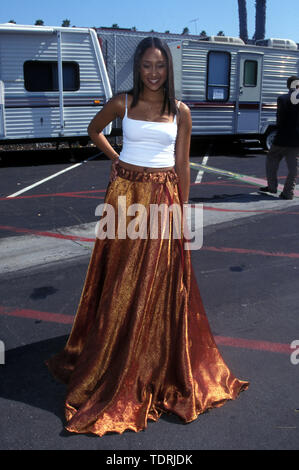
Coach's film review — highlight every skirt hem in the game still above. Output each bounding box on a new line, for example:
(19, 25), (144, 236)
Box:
(63, 381), (249, 437)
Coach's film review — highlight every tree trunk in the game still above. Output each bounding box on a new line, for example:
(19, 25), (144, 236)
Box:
(255, 0), (266, 40)
(237, 0), (248, 43)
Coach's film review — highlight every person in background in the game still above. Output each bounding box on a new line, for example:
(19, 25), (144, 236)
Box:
(260, 75), (299, 200)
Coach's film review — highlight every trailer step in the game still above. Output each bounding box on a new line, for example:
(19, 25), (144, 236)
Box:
(238, 139), (263, 150)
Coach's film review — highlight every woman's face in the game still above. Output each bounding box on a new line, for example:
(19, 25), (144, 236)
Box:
(139, 47), (167, 92)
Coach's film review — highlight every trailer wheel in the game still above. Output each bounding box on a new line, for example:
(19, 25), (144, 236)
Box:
(263, 129), (277, 151)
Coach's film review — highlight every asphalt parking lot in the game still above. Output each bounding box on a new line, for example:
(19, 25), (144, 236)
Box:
(0, 140), (298, 451)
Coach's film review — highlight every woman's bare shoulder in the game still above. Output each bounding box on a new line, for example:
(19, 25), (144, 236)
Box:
(106, 93), (126, 116)
(176, 100), (190, 114)
(176, 100), (191, 127)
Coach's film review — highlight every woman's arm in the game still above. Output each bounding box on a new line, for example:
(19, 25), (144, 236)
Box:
(174, 103), (192, 203)
(88, 94), (125, 160)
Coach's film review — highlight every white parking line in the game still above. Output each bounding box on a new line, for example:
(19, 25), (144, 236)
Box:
(195, 145), (212, 184)
(195, 155), (209, 184)
(6, 152), (103, 198)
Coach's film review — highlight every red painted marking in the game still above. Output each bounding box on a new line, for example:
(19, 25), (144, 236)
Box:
(0, 225), (95, 242)
(202, 245), (299, 259)
(203, 205), (299, 215)
(0, 305), (292, 355)
(56, 194), (103, 199)
(214, 335), (292, 354)
(190, 181), (255, 188)
(0, 190), (106, 202)
(3, 185), (299, 215)
(0, 175), (289, 201)
(0, 182), (265, 200)
(0, 306), (73, 324)
(0, 225), (299, 259)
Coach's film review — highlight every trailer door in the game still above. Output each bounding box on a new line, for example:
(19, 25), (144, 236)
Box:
(236, 52), (263, 133)
(0, 81), (5, 138)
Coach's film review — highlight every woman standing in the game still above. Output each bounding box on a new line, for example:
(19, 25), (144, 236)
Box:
(46, 37), (249, 437)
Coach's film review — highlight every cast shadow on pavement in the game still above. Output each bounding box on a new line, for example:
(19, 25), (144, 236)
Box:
(190, 192), (279, 204)
(0, 336), (68, 422)
(0, 336), (188, 439)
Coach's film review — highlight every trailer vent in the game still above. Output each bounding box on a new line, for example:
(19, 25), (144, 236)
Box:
(256, 38), (298, 50)
(205, 36), (245, 45)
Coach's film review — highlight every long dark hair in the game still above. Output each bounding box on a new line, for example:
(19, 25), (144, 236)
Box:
(129, 37), (177, 116)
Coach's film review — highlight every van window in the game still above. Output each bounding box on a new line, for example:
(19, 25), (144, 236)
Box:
(244, 60), (257, 87)
(24, 61), (80, 92)
(207, 51), (230, 101)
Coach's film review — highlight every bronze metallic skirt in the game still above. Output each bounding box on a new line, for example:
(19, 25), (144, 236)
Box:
(46, 165), (249, 437)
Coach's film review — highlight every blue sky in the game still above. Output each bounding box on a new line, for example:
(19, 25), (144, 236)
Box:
(1, 0), (298, 43)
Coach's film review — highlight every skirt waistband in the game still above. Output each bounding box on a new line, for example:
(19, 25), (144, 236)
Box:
(116, 164), (179, 184)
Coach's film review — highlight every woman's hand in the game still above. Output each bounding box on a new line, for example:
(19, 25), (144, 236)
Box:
(109, 157), (120, 183)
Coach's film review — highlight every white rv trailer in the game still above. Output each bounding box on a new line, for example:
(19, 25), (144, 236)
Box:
(96, 29), (299, 148)
(168, 36), (299, 149)
(0, 24), (112, 144)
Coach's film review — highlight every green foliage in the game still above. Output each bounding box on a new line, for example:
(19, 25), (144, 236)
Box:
(62, 19), (71, 27)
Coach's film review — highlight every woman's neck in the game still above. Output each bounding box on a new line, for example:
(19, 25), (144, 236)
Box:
(140, 88), (165, 103)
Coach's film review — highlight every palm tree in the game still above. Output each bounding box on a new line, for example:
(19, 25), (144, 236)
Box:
(217, 31), (225, 36)
(62, 19), (71, 27)
(254, 0), (266, 40)
(237, 0), (248, 43)
(35, 19), (44, 25)
(182, 27), (189, 35)
(199, 30), (207, 39)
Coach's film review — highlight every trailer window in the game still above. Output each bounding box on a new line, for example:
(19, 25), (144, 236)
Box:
(24, 61), (80, 92)
(207, 51), (230, 101)
(244, 60), (257, 87)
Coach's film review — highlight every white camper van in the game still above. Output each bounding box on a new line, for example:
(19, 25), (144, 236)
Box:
(95, 29), (299, 148)
(168, 36), (299, 149)
(0, 24), (112, 144)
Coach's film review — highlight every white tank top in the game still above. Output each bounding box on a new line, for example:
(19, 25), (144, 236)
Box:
(119, 95), (178, 168)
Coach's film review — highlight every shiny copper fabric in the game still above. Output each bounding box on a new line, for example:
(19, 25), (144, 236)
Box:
(46, 166), (249, 437)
